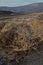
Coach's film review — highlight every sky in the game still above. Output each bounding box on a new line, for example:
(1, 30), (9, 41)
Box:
(0, 0), (43, 7)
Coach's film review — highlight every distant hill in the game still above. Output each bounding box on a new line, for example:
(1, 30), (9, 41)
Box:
(0, 11), (14, 16)
(0, 3), (43, 14)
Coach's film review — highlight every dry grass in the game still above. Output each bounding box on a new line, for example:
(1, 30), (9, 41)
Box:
(0, 12), (43, 62)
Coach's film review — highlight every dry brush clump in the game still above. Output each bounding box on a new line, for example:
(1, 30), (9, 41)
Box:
(0, 21), (43, 63)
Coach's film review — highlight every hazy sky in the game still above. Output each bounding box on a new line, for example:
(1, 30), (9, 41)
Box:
(0, 0), (43, 7)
